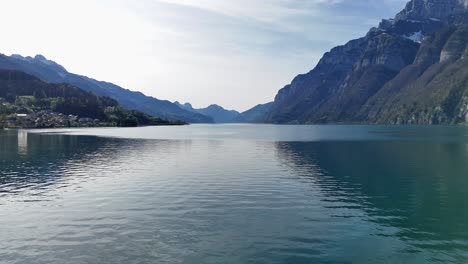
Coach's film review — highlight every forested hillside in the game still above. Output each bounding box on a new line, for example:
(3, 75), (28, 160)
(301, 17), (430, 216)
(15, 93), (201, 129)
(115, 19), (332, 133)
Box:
(0, 70), (184, 127)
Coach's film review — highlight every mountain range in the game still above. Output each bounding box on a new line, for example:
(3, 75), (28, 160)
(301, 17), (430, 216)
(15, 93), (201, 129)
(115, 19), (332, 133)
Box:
(260, 0), (468, 125)
(175, 102), (240, 123)
(1, 0), (465, 126)
(0, 54), (213, 123)
(0, 52), (262, 124)
(174, 101), (276, 123)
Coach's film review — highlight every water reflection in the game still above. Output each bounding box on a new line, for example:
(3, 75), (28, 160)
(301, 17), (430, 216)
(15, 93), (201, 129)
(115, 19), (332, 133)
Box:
(3, 126), (468, 263)
(275, 141), (468, 261)
(0, 129), (190, 200)
(17, 130), (28, 155)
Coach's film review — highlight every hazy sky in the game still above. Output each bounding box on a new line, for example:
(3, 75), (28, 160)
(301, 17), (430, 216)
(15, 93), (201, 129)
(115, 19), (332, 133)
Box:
(0, 0), (408, 111)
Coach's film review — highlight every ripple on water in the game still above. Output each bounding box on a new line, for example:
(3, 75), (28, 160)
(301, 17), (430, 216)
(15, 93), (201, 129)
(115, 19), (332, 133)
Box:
(2, 126), (468, 263)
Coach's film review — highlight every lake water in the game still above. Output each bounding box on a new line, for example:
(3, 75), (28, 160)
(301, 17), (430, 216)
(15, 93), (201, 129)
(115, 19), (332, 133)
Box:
(2, 124), (468, 263)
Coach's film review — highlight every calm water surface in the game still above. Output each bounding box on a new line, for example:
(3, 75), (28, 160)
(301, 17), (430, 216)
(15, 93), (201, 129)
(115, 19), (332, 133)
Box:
(2, 124), (468, 263)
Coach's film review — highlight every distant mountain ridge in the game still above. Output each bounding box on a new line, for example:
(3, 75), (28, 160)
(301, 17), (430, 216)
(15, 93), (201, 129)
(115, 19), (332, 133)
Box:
(0, 54), (213, 123)
(263, 0), (468, 124)
(175, 102), (239, 123)
(233, 102), (273, 123)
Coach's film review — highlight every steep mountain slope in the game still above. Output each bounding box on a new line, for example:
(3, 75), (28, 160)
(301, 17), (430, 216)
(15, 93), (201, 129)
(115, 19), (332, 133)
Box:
(0, 54), (213, 123)
(175, 102), (239, 123)
(265, 0), (467, 124)
(233, 102), (273, 123)
(363, 24), (468, 124)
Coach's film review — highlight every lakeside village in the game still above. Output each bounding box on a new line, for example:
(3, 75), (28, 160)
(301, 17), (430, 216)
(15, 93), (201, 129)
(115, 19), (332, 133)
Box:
(0, 111), (104, 129)
(0, 95), (110, 129)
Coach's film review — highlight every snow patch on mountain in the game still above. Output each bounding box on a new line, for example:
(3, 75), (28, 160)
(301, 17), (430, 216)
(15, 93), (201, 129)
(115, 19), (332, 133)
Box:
(403, 31), (423, 43)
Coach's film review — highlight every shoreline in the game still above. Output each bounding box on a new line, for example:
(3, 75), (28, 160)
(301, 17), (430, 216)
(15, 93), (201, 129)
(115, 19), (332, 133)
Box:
(0, 123), (188, 130)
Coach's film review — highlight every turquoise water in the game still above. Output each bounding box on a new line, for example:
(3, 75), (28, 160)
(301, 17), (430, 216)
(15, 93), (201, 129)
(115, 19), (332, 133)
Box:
(2, 124), (468, 263)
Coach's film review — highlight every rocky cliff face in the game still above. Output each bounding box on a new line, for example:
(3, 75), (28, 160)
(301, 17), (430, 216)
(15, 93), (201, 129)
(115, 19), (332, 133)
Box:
(265, 0), (467, 124)
(395, 0), (466, 22)
(362, 24), (468, 124)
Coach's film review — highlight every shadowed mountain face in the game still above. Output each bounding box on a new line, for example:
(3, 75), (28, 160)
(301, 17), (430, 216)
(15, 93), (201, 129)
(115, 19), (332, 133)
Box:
(0, 55), (213, 123)
(265, 0), (467, 124)
(233, 102), (273, 123)
(175, 102), (239, 123)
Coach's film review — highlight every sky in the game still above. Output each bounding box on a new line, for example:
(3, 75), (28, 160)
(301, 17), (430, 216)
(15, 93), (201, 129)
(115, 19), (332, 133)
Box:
(0, 0), (408, 111)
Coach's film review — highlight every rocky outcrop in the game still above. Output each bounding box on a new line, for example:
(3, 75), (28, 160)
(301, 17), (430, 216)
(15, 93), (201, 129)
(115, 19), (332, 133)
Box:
(395, 0), (466, 22)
